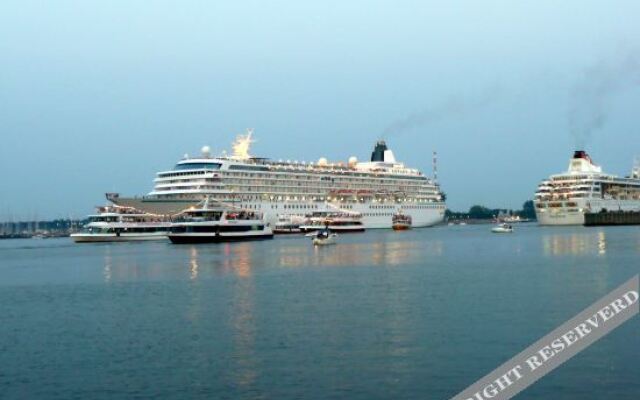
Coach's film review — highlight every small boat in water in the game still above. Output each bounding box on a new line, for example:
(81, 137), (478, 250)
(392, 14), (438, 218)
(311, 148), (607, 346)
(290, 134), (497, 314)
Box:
(311, 229), (337, 246)
(491, 223), (514, 233)
(392, 211), (412, 230)
(71, 205), (171, 243)
(273, 215), (304, 234)
(168, 199), (273, 244)
(300, 210), (365, 233)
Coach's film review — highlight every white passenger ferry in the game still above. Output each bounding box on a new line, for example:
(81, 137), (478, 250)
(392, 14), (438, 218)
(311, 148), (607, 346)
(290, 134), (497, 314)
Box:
(168, 199), (273, 244)
(534, 151), (640, 225)
(299, 210), (365, 233)
(71, 206), (171, 242)
(107, 130), (446, 229)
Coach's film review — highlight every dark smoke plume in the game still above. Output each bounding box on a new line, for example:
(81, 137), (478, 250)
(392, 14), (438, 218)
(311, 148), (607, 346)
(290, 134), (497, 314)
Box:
(382, 85), (502, 138)
(569, 51), (640, 149)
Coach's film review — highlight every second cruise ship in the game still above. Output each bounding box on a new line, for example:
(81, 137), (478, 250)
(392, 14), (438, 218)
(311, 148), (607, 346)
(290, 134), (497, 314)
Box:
(534, 150), (640, 225)
(107, 130), (446, 229)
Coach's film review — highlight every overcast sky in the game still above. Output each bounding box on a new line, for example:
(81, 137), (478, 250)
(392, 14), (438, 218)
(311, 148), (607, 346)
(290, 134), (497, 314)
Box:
(1, 1), (639, 219)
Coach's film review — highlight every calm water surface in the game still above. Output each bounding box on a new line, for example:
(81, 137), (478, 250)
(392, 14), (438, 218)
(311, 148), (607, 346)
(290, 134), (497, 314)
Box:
(1, 225), (639, 399)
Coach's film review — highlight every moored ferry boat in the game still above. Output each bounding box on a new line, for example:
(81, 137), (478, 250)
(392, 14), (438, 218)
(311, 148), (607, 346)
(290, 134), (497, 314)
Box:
(534, 151), (640, 225)
(71, 206), (171, 243)
(168, 199), (273, 244)
(273, 215), (304, 234)
(299, 210), (365, 233)
(106, 130), (446, 229)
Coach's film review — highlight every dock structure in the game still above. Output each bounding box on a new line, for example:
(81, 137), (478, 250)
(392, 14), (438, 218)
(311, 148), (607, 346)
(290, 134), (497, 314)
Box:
(584, 211), (640, 226)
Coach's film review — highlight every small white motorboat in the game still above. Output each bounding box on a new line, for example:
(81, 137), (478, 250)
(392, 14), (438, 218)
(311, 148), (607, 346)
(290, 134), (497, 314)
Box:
(311, 229), (337, 246)
(491, 223), (514, 233)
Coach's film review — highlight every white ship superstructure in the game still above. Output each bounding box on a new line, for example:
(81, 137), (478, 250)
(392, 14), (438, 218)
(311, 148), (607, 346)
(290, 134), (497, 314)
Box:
(71, 205), (171, 242)
(108, 131), (446, 229)
(534, 151), (640, 225)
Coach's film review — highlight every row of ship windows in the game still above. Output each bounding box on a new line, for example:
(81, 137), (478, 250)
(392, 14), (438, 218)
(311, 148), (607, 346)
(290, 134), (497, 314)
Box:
(235, 209), (433, 217)
(158, 170), (212, 178)
(537, 193), (590, 199)
(161, 171), (429, 185)
(234, 177), (425, 185)
(156, 177), (434, 188)
(156, 191), (439, 202)
(539, 188), (598, 193)
(223, 170), (428, 182)
(283, 204), (319, 210)
(539, 193), (640, 200)
(157, 178), (434, 190)
(157, 194), (440, 204)
(157, 181), (434, 193)
(223, 203), (442, 211)
(537, 202), (578, 209)
(155, 180), (436, 190)
(156, 185), (435, 194)
(363, 213), (395, 217)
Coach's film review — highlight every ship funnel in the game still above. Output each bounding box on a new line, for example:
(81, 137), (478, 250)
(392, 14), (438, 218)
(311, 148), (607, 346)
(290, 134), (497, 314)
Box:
(573, 150), (587, 159)
(371, 140), (388, 162)
(568, 150), (601, 174)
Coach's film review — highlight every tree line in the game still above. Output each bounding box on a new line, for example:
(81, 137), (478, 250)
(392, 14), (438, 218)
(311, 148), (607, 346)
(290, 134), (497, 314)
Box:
(445, 200), (536, 220)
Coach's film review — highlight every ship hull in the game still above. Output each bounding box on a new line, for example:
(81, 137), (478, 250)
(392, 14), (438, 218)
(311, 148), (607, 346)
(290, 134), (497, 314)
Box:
(392, 224), (411, 231)
(71, 233), (168, 243)
(168, 233), (274, 244)
(535, 210), (585, 226)
(535, 198), (640, 226)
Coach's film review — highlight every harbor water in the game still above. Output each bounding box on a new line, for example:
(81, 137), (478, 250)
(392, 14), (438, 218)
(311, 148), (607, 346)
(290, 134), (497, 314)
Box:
(1, 225), (638, 399)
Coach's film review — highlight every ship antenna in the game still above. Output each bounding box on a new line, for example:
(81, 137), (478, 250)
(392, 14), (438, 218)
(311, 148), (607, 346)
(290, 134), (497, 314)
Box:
(432, 151), (438, 183)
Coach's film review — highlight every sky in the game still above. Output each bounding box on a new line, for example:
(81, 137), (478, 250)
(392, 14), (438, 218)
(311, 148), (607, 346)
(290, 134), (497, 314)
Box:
(1, 1), (639, 219)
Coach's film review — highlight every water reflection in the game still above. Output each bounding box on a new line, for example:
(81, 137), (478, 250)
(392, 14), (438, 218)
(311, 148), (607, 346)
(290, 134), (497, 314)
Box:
(103, 247), (112, 283)
(598, 231), (606, 255)
(280, 239), (443, 269)
(230, 256), (258, 388)
(189, 246), (199, 280)
(222, 243), (253, 278)
(542, 230), (608, 256)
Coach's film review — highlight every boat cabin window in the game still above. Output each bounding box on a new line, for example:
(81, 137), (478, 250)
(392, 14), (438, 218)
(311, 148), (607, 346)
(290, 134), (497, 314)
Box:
(226, 211), (261, 220)
(90, 216), (118, 223)
(196, 211), (223, 221)
(174, 162), (222, 171)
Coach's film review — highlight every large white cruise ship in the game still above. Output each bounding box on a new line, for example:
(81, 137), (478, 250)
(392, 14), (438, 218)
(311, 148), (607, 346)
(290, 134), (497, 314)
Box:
(534, 151), (640, 225)
(107, 131), (446, 229)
